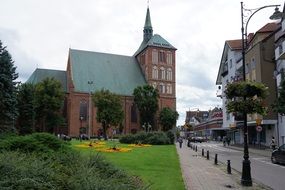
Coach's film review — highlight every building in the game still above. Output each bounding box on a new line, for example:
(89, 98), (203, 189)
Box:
(27, 7), (177, 137)
(274, 4), (285, 146)
(216, 22), (279, 146)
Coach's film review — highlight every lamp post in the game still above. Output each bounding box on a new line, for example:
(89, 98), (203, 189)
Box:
(240, 2), (281, 186)
(88, 81), (94, 139)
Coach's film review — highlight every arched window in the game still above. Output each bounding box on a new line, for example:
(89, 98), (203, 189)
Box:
(152, 49), (158, 64)
(152, 66), (158, 79)
(166, 84), (172, 94)
(79, 100), (87, 120)
(131, 104), (137, 123)
(160, 67), (165, 80)
(159, 83), (165, 94)
(167, 68), (172, 81)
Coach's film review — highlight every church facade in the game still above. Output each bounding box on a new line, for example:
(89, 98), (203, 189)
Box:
(27, 7), (177, 137)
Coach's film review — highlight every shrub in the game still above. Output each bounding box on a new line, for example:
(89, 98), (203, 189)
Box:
(119, 131), (171, 145)
(0, 132), (70, 154)
(166, 130), (175, 144)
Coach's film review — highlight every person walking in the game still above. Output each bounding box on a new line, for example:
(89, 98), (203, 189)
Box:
(271, 136), (276, 150)
(178, 136), (183, 148)
(227, 137), (231, 146)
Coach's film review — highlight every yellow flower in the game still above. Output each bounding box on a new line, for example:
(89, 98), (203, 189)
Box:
(96, 147), (132, 153)
(128, 144), (152, 148)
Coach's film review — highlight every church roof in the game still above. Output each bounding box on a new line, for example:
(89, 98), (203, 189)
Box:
(134, 34), (176, 56)
(26, 68), (67, 92)
(69, 49), (146, 96)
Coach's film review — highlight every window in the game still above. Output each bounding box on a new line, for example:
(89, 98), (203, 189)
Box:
(152, 50), (158, 64)
(279, 44), (283, 56)
(79, 100), (87, 120)
(159, 83), (165, 93)
(229, 59), (232, 69)
(166, 53), (172, 65)
(160, 67), (165, 80)
(166, 84), (172, 94)
(251, 58), (256, 69)
(131, 104), (137, 123)
(159, 51), (165, 62)
(152, 82), (157, 88)
(145, 66), (148, 79)
(166, 68), (172, 81)
(152, 66), (158, 79)
(245, 63), (249, 74)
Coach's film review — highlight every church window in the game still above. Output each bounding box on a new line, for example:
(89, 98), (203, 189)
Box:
(166, 53), (172, 65)
(152, 66), (158, 79)
(160, 67), (165, 80)
(166, 84), (172, 94)
(145, 66), (148, 78)
(159, 51), (165, 63)
(131, 104), (137, 123)
(79, 100), (87, 121)
(159, 83), (165, 93)
(166, 68), (172, 81)
(152, 50), (158, 64)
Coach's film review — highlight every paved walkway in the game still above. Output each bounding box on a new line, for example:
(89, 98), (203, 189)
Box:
(176, 141), (270, 190)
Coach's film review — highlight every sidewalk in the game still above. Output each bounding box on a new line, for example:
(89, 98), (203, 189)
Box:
(176, 142), (270, 190)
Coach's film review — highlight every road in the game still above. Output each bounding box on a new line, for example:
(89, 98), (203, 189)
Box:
(191, 141), (285, 190)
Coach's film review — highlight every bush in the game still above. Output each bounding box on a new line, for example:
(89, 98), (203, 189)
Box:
(0, 132), (70, 154)
(166, 130), (175, 144)
(119, 131), (171, 145)
(0, 151), (144, 190)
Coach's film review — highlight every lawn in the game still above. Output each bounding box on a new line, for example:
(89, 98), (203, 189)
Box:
(71, 140), (185, 190)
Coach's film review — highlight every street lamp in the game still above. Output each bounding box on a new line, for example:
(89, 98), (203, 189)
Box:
(88, 81), (94, 139)
(240, 2), (281, 186)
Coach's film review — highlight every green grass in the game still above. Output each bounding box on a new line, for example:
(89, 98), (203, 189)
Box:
(71, 140), (185, 190)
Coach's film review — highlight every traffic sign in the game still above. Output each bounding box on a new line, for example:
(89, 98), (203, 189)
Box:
(256, 125), (262, 132)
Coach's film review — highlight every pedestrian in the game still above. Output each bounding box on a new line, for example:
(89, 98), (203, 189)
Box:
(178, 136), (183, 148)
(227, 137), (231, 146)
(271, 136), (276, 150)
(222, 136), (226, 146)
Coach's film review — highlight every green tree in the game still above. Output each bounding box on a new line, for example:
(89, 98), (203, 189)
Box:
(159, 107), (179, 131)
(0, 40), (18, 133)
(93, 89), (124, 140)
(35, 78), (65, 133)
(273, 79), (285, 115)
(17, 83), (36, 135)
(133, 85), (159, 130)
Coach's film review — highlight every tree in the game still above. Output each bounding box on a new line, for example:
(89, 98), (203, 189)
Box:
(159, 107), (179, 131)
(35, 78), (65, 133)
(225, 81), (268, 115)
(273, 79), (285, 115)
(93, 89), (124, 140)
(133, 85), (159, 130)
(17, 83), (36, 135)
(0, 40), (18, 133)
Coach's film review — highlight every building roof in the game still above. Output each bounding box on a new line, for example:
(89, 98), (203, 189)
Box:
(134, 34), (176, 56)
(26, 68), (67, 92)
(226, 39), (242, 50)
(257, 22), (278, 33)
(69, 49), (147, 96)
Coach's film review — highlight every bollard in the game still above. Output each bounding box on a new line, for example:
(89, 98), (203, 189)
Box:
(202, 148), (204, 156)
(206, 150), (209, 160)
(195, 145), (197, 152)
(227, 160), (231, 174)
(214, 154), (218, 165)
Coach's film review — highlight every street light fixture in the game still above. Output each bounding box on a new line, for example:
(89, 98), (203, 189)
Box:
(240, 2), (281, 186)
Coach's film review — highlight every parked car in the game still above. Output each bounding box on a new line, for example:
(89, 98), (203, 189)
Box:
(60, 134), (72, 141)
(271, 144), (285, 164)
(188, 136), (206, 143)
(80, 134), (89, 140)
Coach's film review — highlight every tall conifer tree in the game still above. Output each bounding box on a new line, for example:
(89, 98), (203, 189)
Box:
(0, 40), (18, 133)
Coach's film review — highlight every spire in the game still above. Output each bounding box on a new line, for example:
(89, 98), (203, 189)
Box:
(143, 7), (153, 42)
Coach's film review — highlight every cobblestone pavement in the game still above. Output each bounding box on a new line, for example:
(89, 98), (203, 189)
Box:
(176, 142), (271, 190)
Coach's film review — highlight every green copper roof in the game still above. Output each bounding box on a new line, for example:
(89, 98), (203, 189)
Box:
(26, 68), (67, 92)
(144, 7), (152, 29)
(134, 34), (176, 56)
(69, 49), (146, 96)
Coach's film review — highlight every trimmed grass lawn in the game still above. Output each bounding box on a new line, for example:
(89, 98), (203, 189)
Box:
(71, 140), (185, 190)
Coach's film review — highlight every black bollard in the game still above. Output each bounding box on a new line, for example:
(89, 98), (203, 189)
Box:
(214, 154), (218, 165)
(206, 150), (209, 160)
(227, 160), (231, 174)
(195, 145), (197, 152)
(202, 148), (204, 156)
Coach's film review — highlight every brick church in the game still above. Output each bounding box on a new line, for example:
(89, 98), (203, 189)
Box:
(27, 7), (177, 137)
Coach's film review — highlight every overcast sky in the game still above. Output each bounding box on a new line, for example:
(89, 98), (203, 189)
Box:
(0, 0), (283, 126)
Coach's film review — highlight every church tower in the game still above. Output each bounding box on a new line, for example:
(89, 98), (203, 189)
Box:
(134, 6), (177, 112)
